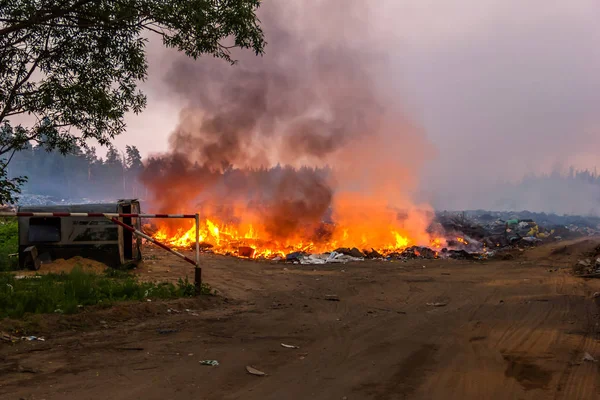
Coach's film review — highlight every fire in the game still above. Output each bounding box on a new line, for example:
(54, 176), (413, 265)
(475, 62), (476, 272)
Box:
(148, 218), (442, 258)
(150, 216), (443, 259)
(146, 185), (445, 260)
(456, 237), (469, 245)
(429, 238), (443, 248)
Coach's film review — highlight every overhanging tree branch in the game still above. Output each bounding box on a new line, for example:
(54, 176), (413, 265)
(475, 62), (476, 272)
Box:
(0, 0), (95, 37)
(0, 0), (265, 204)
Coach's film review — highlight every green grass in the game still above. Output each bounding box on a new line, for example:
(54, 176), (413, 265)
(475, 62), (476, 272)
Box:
(0, 267), (212, 319)
(0, 218), (18, 271)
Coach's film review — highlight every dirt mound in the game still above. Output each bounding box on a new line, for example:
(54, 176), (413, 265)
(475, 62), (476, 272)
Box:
(38, 256), (108, 274)
(522, 238), (600, 265)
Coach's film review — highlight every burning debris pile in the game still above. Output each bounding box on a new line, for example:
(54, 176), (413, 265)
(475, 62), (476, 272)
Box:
(142, 209), (598, 264)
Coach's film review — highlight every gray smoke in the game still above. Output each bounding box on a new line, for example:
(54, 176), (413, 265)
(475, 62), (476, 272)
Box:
(140, 0), (435, 240)
(375, 0), (600, 215)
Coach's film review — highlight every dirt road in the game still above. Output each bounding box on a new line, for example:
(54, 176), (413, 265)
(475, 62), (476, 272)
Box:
(2, 239), (600, 399)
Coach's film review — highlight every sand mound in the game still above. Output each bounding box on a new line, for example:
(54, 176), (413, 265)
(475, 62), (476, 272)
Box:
(38, 256), (108, 274)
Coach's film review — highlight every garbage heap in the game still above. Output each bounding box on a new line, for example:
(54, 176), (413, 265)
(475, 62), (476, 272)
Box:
(282, 211), (600, 265)
(573, 245), (600, 276)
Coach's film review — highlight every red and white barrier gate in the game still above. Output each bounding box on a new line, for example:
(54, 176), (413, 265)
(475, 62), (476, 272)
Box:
(0, 212), (203, 292)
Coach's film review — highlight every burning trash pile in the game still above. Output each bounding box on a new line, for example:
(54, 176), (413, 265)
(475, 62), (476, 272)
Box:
(142, 209), (599, 265)
(143, 204), (446, 263)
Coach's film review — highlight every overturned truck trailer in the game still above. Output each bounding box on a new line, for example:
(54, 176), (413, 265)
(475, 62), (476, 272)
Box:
(17, 199), (142, 270)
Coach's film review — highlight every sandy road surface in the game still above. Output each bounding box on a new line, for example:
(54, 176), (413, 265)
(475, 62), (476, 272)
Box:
(2, 239), (600, 399)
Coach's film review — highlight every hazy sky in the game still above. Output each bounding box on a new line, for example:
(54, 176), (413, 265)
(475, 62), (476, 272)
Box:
(112, 0), (600, 211)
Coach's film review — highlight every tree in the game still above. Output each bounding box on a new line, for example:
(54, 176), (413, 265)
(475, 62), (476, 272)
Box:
(0, 0), (265, 204)
(105, 146), (122, 167)
(125, 145), (143, 197)
(125, 145), (143, 170)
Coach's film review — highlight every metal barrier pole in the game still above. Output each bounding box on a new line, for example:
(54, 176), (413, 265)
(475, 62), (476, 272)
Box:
(107, 217), (197, 266)
(194, 213), (202, 293)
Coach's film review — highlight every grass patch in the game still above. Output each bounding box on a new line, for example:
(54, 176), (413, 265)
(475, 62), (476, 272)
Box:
(0, 218), (18, 271)
(0, 267), (213, 319)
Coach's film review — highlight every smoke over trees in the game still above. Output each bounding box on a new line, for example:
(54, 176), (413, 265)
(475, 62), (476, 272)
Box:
(0, 0), (265, 204)
(139, 0), (434, 240)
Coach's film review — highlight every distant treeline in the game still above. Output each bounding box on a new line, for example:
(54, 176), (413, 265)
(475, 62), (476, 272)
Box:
(5, 144), (333, 202)
(5, 144), (600, 213)
(6, 143), (144, 200)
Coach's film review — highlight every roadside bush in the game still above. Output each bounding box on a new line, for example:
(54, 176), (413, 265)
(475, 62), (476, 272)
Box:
(0, 219), (18, 271)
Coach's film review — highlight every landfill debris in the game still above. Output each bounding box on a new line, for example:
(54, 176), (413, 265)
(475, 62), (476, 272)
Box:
(325, 251), (363, 263)
(246, 365), (266, 376)
(334, 247), (365, 258)
(301, 254), (327, 265)
(583, 352), (597, 362)
(426, 302), (448, 307)
(14, 194), (113, 207)
(238, 246), (255, 258)
(199, 360), (220, 366)
(283, 251), (364, 265)
(1, 331), (19, 342)
(281, 343), (300, 349)
(364, 248), (383, 259)
(573, 247), (600, 276)
(286, 252), (305, 262)
(21, 336), (45, 341)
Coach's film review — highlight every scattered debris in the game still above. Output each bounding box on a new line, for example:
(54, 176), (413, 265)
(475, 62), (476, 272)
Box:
(13, 275), (42, 280)
(363, 248), (383, 259)
(21, 336), (45, 342)
(286, 252), (305, 262)
(583, 352), (597, 362)
(1, 331), (19, 342)
(326, 251), (363, 263)
(573, 248), (600, 276)
(238, 246), (255, 258)
(281, 343), (299, 349)
(426, 302), (448, 307)
(199, 360), (220, 366)
(335, 247), (365, 258)
(246, 365), (266, 376)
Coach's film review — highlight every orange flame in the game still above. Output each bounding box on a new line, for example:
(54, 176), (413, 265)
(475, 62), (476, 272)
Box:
(150, 215), (445, 259)
(456, 237), (469, 245)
